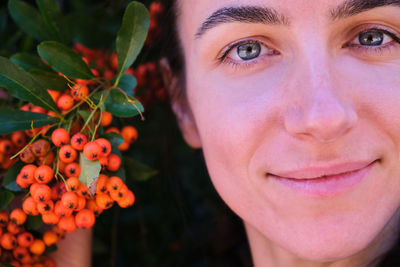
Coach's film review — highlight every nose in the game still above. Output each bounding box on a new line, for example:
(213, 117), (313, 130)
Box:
(283, 54), (358, 143)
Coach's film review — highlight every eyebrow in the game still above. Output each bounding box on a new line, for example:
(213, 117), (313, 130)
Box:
(195, 0), (400, 39)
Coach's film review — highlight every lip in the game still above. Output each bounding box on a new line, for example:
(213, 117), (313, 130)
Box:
(268, 160), (378, 197)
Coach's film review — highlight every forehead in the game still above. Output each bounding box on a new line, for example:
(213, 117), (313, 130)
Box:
(176, 0), (400, 40)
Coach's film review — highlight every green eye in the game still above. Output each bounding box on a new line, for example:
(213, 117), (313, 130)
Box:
(237, 42), (261, 60)
(359, 31), (384, 46)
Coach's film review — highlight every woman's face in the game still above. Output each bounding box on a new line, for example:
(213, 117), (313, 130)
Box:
(173, 0), (400, 263)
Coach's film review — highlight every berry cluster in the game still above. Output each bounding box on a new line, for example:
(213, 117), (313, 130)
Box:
(0, 127), (135, 266)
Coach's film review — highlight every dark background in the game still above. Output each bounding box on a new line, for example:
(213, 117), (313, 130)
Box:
(0, 0), (252, 266)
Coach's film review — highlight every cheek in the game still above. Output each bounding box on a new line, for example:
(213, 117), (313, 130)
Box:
(186, 65), (287, 213)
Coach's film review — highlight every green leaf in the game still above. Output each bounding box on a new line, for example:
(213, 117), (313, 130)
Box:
(101, 132), (124, 148)
(112, 73), (136, 96)
(8, 0), (51, 40)
(36, 0), (68, 44)
(0, 190), (14, 210)
(124, 157), (158, 182)
(37, 41), (94, 80)
(0, 56), (58, 112)
(3, 160), (24, 192)
(78, 152), (101, 188)
(29, 69), (68, 92)
(0, 107), (58, 134)
(116, 1), (149, 78)
(26, 215), (42, 230)
(10, 52), (52, 71)
(2, 263), (16, 267)
(94, 89), (144, 118)
(77, 110), (91, 122)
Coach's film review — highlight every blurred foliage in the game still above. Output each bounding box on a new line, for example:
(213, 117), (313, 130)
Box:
(0, 0), (251, 266)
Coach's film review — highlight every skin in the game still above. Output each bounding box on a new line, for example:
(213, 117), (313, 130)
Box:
(166, 0), (400, 266)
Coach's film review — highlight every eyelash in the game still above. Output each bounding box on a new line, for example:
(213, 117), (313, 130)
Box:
(217, 27), (400, 70)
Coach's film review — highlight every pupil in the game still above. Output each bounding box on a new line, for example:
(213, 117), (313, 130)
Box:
(359, 31), (383, 46)
(237, 43), (261, 60)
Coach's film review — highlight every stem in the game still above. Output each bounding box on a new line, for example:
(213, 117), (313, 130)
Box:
(91, 109), (103, 142)
(80, 107), (98, 133)
(112, 71), (123, 89)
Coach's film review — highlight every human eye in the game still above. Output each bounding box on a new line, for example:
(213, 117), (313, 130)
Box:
(344, 26), (400, 57)
(216, 38), (280, 70)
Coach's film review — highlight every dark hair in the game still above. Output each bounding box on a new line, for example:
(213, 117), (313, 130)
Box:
(158, 1), (400, 266)
(159, 0), (186, 103)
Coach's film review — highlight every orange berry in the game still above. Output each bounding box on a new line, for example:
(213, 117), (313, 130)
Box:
(65, 162), (81, 177)
(75, 196), (86, 212)
(41, 212), (59, 225)
(7, 221), (24, 235)
(57, 94), (74, 111)
(95, 194), (114, 210)
(43, 231), (58, 246)
(105, 127), (120, 134)
(118, 190), (135, 208)
(77, 184), (89, 198)
(99, 156), (108, 170)
(107, 154), (121, 172)
(19, 146), (35, 163)
(61, 191), (79, 210)
(16, 174), (30, 189)
(75, 209), (95, 229)
(70, 84), (89, 101)
(71, 133), (88, 151)
(31, 106), (46, 114)
(58, 160), (68, 174)
(96, 174), (109, 194)
(51, 128), (69, 147)
(83, 141), (101, 160)
(100, 111), (113, 127)
(0, 139), (14, 155)
(85, 199), (103, 216)
(0, 211), (8, 227)
(32, 184), (52, 203)
(22, 197), (39, 216)
(29, 239), (45, 255)
(34, 165), (53, 184)
(13, 246), (30, 262)
(17, 232), (34, 248)
(51, 182), (66, 201)
(1, 233), (17, 250)
(106, 176), (124, 193)
(54, 201), (72, 218)
(58, 216), (76, 233)
(95, 138), (111, 157)
(121, 125), (138, 144)
(10, 209), (27, 225)
(59, 145), (77, 163)
(37, 201), (54, 214)
(36, 151), (55, 166)
(47, 89), (60, 102)
(51, 226), (65, 239)
(31, 139), (50, 157)
(109, 184), (128, 202)
(20, 164), (36, 184)
(66, 177), (81, 192)
(118, 141), (130, 151)
(10, 131), (27, 148)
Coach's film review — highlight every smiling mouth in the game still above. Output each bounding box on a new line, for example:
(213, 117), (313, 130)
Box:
(267, 160), (378, 197)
